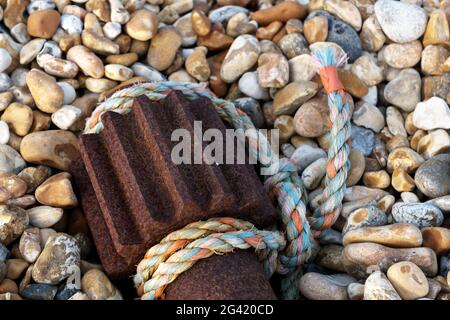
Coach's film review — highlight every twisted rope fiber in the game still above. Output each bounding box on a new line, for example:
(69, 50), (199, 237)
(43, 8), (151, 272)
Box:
(310, 49), (352, 233)
(85, 80), (312, 299)
(133, 217), (286, 300)
(85, 48), (349, 300)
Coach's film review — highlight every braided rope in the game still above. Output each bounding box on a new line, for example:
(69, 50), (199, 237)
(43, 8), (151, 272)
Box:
(309, 48), (352, 233)
(85, 80), (312, 299)
(85, 48), (349, 300)
(133, 217), (286, 300)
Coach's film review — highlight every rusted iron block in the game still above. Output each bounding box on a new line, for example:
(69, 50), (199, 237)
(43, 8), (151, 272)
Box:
(71, 91), (277, 299)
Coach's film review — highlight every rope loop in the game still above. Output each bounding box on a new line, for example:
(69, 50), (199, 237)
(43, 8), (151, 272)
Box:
(86, 47), (350, 300)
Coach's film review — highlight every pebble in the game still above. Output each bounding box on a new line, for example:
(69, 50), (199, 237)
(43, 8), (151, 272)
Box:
(1, 103), (33, 137)
(413, 97), (450, 130)
(364, 271), (401, 300)
(19, 227), (41, 263)
(25, 69), (64, 114)
(346, 149), (365, 187)
(257, 53), (289, 88)
(40, 55), (79, 79)
(191, 9), (211, 37)
(308, 11), (362, 62)
(383, 41), (423, 69)
(343, 242), (438, 278)
(374, 0), (427, 43)
(250, 2), (306, 25)
(27, 9), (61, 39)
(81, 269), (122, 300)
(303, 16), (328, 44)
(0, 144), (26, 174)
(0, 49), (12, 74)
(417, 129), (450, 160)
(103, 22), (121, 40)
(350, 124), (375, 156)
(362, 170), (390, 189)
(360, 15), (385, 52)
(386, 147), (424, 174)
(291, 145), (327, 172)
(288, 54), (317, 83)
(278, 33), (309, 59)
(351, 54), (383, 87)
(392, 202), (444, 228)
(0, 205), (29, 246)
(67, 45), (104, 79)
(61, 14), (83, 35)
(301, 158), (327, 190)
(19, 39), (46, 65)
(233, 98), (265, 129)
(347, 282), (364, 300)
(35, 173), (78, 209)
(401, 192), (420, 204)
(0, 278), (18, 294)
(316, 244), (346, 272)
(0, 74), (12, 92)
(426, 195), (450, 214)
(27, 206), (64, 229)
(338, 69), (368, 98)
(293, 96), (330, 138)
(387, 261), (429, 300)
(272, 81), (319, 116)
(426, 278), (442, 300)
(21, 284), (57, 300)
(185, 47), (209, 82)
(386, 107), (407, 137)
(220, 35), (260, 83)
(5, 259), (28, 280)
(352, 101), (385, 133)
(0, 243), (9, 262)
(324, 0), (362, 31)
(20, 130), (80, 171)
(126, 9), (158, 41)
(147, 26), (182, 71)
(32, 233), (80, 285)
(421, 45), (450, 76)
(299, 272), (356, 300)
(415, 154), (450, 198)
(343, 223), (423, 248)
(58, 83), (77, 105)
(238, 71), (268, 100)
(422, 227), (450, 255)
(343, 205), (387, 234)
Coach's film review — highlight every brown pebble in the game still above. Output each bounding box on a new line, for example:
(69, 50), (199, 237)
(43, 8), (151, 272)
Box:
(27, 9), (61, 39)
(251, 2), (307, 26)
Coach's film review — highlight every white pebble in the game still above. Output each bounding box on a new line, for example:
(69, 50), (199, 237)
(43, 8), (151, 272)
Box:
(131, 62), (166, 82)
(11, 68), (28, 87)
(103, 22), (122, 40)
(11, 23), (30, 44)
(57, 82), (77, 105)
(0, 73), (12, 92)
(362, 86), (377, 106)
(0, 121), (10, 145)
(105, 64), (134, 81)
(413, 97), (450, 130)
(27, 0), (56, 14)
(51, 105), (82, 130)
(0, 48), (12, 73)
(61, 14), (83, 34)
(110, 0), (131, 24)
(238, 71), (269, 100)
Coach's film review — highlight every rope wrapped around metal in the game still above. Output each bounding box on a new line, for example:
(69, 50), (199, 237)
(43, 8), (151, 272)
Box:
(83, 48), (351, 300)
